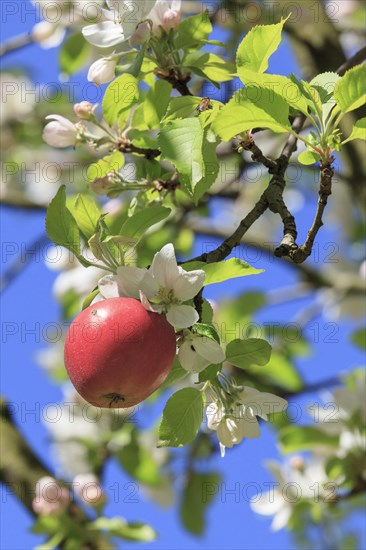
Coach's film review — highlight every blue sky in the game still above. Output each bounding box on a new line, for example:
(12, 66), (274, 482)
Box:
(1, 2), (365, 549)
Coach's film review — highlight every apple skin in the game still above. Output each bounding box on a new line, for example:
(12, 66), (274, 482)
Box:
(64, 297), (176, 408)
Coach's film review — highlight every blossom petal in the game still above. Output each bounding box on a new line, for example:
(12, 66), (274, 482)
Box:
(166, 304), (198, 328)
(206, 402), (222, 431)
(241, 414), (260, 438)
(250, 490), (284, 516)
(115, 266), (147, 298)
(178, 341), (209, 373)
(140, 271), (159, 299)
(98, 275), (120, 299)
(173, 268), (206, 301)
(82, 21), (125, 47)
(150, 243), (180, 289)
(271, 505), (292, 531)
(193, 336), (225, 364)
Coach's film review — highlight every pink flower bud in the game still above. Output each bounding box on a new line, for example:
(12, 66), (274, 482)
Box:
(87, 57), (116, 86)
(162, 8), (181, 30)
(73, 101), (94, 120)
(43, 115), (78, 148)
(73, 474), (106, 506)
(32, 476), (70, 516)
(129, 22), (151, 47)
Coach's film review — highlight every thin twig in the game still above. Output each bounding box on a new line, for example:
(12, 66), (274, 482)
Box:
(0, 33), (34, 57)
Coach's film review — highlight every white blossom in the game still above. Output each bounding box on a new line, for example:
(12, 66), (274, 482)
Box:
(251, 457), (329, 531)
(82, 0), (157, 48)
(87, 56), (117, 85)
(149, 0), (181, 34)
(178, 332), (225, 373)
(206, 388), (288, 457)
(98, 243), (205, 328)
(43, 115), (79, 148)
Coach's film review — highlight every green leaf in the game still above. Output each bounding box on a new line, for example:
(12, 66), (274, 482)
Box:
(69, 194), (101, 240)
(351, 327), (366, 350)
(102, 74), (139, 126)
(175, 11), (212, 49)
(163, 96), (202, 122)
(193, 323), (220, 343)
(132, 80), (172, 129)
(334, 65), (366, 113)
(90, 518), (157, 542)
(184, 258), (263, 285)
(342, 118), (366, 144)
(59, 33), (89, 75)
(213, 87), (291, 141)
(119, 206), (171, 241)
(159, 118), (204, 188)
(86, 151), (125, 183)
(198, 364), (222, 383)
(31, 515), (62, 535)
(117, 430), (162, 486)
(158, 388), (204, 447)
(236, 16), (289, 75)
(237, 71), (309, 116)
(298, 150), (321, 165)
(159, 118), (218, 201)
(82, 289), (99, 310)
(186, 52), (235, 82)
(279, 425), (339, 453)
(310, 72), (340, 121)
(46, 186), (81, 258)
(248, 351), (303, 392)
(160, 357), (189, 389)
(180, 471), (220, 535)
(226, 338), (272, 369)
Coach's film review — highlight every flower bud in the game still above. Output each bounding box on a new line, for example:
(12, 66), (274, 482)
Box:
(88, 57), (116, 86)
(43, 115), (78, 148)
(129, 22), (151, 47)
(73, 101), (94, 120)
(32, 476), (70, 516)
(32, 21), (57, 43)
(73, 473), (106, 507)
(162, 8), (181, 30)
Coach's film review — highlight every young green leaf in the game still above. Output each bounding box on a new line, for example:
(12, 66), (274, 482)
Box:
(279, 425), (339, 454)
(236, 16), (289, 76)
(298, 150), (321, 165)
(213, 87), (292, 141)
(183, 258), (263, 285)
(102, 74), (139, 126)
(175, 11), (212, 49)
(334, 64), (366, 113)
(236, 72), (309, 116)
(342, 117), (366, 144)
(248, 351), (303, 392)
(158, 388), (204, 447)
(186, 52), (235, 83)
(46, 185), (81, 258)
(163, 96), (202, 122)
(90, 518), (157, 542)
(69, 194), (101, 240)
(159, 118), (205, 194)
(87, 151), (125, 183)
(59, 33), (89, 75)
(132, 80), (172, 129)
(180, 471), (220, 534)
(226, 338), (272, 369)
(119, 206), (171, 241)
(192, 323), (220, 343)
(117, 430), (162, 486)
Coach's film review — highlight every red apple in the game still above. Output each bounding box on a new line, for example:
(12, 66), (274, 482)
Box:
(64, 297), (176, 408)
